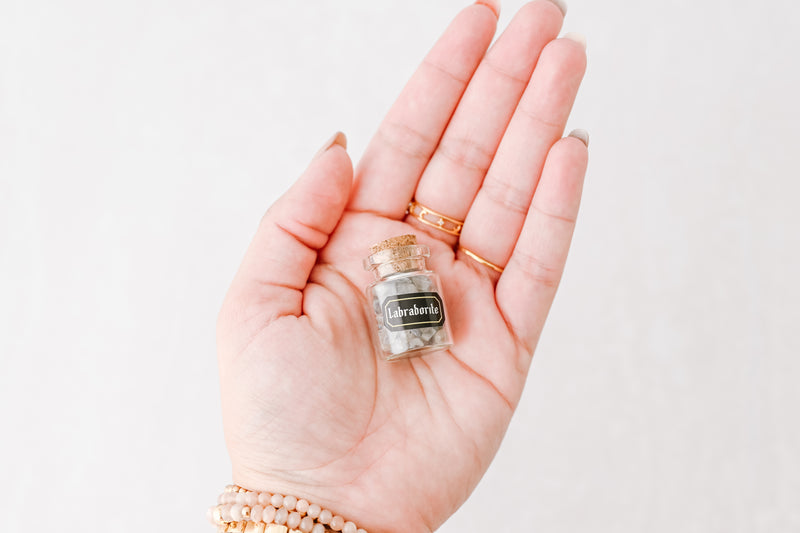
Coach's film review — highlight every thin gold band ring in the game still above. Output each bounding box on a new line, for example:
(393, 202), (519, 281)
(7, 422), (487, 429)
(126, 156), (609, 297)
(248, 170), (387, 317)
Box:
(458, 245), (504, 274)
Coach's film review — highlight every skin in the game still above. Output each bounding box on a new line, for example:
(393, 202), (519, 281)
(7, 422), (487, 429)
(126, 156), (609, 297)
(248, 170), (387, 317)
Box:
(216, 1), (588, 532)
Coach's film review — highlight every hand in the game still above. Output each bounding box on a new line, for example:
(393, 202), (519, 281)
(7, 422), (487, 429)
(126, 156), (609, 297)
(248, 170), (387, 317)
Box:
(216, 1), (587, 531)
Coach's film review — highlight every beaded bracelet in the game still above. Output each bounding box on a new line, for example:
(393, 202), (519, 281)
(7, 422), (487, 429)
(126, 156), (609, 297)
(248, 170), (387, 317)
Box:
(208, 485), (368, 533)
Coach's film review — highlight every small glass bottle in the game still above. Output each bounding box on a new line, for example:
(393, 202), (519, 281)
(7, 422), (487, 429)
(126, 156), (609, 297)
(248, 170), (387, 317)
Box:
(364, 234), (453, 361)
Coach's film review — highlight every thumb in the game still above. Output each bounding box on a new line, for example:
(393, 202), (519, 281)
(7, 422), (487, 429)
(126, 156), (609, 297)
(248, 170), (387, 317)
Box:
(223, 132), (353, 324)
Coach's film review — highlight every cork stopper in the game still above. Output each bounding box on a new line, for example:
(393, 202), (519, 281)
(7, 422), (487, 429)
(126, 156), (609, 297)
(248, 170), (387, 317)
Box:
(369, 234), (417, 254)
(364, 234), (429, 278)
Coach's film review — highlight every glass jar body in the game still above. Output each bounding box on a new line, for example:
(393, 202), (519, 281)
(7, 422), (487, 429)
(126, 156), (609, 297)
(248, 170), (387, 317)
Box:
(367, 270), (453, 361)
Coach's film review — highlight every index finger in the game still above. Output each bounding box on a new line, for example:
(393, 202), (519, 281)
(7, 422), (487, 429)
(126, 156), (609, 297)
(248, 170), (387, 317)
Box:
(348, 1), (498, 219)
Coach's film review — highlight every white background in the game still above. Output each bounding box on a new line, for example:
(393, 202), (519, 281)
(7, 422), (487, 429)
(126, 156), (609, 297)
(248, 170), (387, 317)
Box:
(1, 0), (799, 531)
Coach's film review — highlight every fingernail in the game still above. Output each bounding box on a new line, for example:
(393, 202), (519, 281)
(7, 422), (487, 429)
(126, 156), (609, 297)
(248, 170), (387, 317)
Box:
(315, 131), (347, 158)
(547, 0), (567, 16)
(568, 128), (589, 147)
(475, 0), (500, 18)
(563, 31), (587, 50)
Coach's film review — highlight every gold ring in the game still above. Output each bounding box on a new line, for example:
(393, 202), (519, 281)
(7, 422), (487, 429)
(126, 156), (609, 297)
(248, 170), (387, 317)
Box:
(407, 200), (463, 236)
(458, 246), (504, 273)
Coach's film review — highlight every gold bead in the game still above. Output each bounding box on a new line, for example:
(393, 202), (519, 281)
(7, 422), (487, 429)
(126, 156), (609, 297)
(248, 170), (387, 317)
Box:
(242, 506), (251, 520)
(265, 525), (289, 533)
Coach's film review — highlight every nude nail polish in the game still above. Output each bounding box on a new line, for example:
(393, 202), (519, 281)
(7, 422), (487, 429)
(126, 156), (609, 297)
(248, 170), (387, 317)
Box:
(563, 31), (587, 50)
(314, 131), (347, 158)
(568, 128), (589, 147)
(475, 0), (500, 18)
(547, 0), (568, 16)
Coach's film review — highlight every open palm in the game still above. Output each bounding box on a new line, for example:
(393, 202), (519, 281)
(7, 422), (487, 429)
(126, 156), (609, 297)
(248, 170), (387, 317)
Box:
(216, 2), (587, 532)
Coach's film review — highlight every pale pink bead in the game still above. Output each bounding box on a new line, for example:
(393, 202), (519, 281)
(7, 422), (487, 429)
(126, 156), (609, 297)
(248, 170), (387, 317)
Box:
(270, 494), (284, 508)
(306, 503), (321, 519)
(318, 509), (332, 524)
(312, 524), (326, 533)
(230, 504), (244, 521)
(274, 507), (289, 525)
(221, 504), (233, 522)
(251, 505), (264, 522)
(295, 499), (309, 514)
(299, 516), (314, 532)
(283, 495), (297, 511)
(262, 505), (277, 523)
(236, 492), (247, 504)
(287, 511), (302, 528)
(206, 507), (215, 524)
(330, 515), (344, 531)
(342, 522), (357, 533)
(246, 492), (258, 507)
(258, 493), (272, 506)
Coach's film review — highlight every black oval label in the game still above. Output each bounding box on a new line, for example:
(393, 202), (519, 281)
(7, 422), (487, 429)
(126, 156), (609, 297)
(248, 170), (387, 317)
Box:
(382, 292), (446, 331)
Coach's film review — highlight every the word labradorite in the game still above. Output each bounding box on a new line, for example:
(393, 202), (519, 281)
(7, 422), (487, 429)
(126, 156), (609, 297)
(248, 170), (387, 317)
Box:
(385, 297), (441, 322)
(383, 291), (444, 329)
